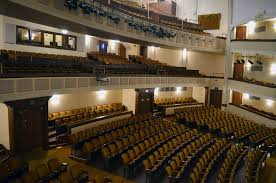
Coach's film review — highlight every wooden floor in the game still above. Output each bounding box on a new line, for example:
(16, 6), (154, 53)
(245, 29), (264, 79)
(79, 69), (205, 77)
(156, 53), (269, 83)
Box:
(19, 146), (135, 183)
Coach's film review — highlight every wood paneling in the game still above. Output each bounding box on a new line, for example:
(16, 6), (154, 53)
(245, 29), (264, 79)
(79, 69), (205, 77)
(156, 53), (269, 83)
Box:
(5, 97), (49, 153)
(209, 89), (222, 108)
(232, 91), (243, 106)
(118, 43), (126, 58)
(135, 89), (154, 114)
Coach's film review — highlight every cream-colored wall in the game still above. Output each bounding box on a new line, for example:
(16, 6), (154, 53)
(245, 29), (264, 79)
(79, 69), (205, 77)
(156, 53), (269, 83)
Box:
(242, 95), (276, 114)
(122, 89), (136, 114)
(186, 51), (225, 76)
(246, 19), (276, 40)
(243, 55), (276, 84)
(148, 47), (185, 67)
(48, 90), (123, 113)
(0, 103), (10, 150)
(154, 87), (193, 99)
(192, 87), (206, 103)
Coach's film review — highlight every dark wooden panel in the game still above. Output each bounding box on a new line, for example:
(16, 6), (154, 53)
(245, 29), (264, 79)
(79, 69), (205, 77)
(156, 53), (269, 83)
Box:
(233, 63), (244, 79)
(209, 89), (222, 108)
(5, 97), (49, 153)
(135, 89), (154, 114)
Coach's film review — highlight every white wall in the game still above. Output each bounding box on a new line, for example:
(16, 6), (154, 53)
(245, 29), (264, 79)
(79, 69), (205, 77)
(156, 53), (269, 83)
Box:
(122, 89), (136, 114)
(147, 47), (185, 67)
(242, 95), (276, 114)
(0, 103), (10, 150)
(186, 51), (225, 76)
(176, 0), (228, 37)
(154, 87), (193, 99)
(192, 86), (206, 103)
(232, 0), (276, 26)
(243, 55), (276, 84)
(48, 90), (123, 113)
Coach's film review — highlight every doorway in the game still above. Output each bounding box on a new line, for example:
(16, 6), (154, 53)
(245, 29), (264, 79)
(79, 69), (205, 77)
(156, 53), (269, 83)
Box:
(232, 91), (243, 106)
(233, 63), (244, 79)
(209, 89), (222, 108)
(118, 44), (126, 58)
(135, 89), (154, 114)
(236, 26), (247, 40)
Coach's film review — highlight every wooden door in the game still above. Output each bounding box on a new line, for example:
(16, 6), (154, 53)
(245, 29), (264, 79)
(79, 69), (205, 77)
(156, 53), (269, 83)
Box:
(236, 26), (247, 40)
(209, 89), (222, 108)
(136, 90), (154, 114)
(232, 91), (242, 106)
(6, 97), (49, 153)
(233, 63), (244, 79)
(140, 46), (147, 58)
(118, 44), (126, 58)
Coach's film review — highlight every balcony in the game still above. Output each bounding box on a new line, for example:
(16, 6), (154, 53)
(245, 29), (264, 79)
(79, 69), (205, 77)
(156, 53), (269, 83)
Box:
(0, 76), (224, 102)
(228, 79), (276, 100)
(231, 39), (276, 55)
(2, 0), (225, 53)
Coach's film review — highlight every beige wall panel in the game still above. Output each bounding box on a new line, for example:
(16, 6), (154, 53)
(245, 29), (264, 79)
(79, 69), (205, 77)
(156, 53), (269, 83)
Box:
(122, 89), (136, 114)
(154, 87), (193, 99)
(0, 103), (10, 150)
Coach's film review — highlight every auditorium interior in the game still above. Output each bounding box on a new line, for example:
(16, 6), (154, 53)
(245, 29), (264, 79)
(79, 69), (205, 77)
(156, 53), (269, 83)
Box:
(0, 0), (276, 183)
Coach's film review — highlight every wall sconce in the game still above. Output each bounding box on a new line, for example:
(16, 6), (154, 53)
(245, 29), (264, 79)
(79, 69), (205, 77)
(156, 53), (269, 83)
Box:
(243, 93), (250, 100)
(98, 90), (107, 99)
(61, 29), (68, 34)
(266, 99), (273, 107)
(248, 21), (256, 34)
(271, 64), (276, 75)
(154, 87), (159, 95)
(50, 94), (60, 106)
(176, 87), (182, 94)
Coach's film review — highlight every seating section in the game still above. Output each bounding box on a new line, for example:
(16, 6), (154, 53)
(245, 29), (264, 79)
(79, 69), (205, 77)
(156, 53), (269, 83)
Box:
(242, 77), (276, 88)
(245, 150), (267, 183)
(48, 103), (126, 129)
(70, 113), (155, 158)
(217, 144), (248, 183)
(88, 52), (134, 65)
(154, 97), (197, 106)
(129, 55), (168, 68)
(242, 104), (276, 119)
(0, 157), (117, 183)
(174, 106), (275, 147)
(0, 50), (201, 77)
(0, 157), (28, 183)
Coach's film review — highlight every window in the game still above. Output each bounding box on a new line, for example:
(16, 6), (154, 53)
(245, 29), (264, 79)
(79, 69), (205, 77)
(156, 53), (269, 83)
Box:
(55, 34), (64, 47)
(17, 27), (30, 42)
(30, 30), (42, 43)
(16, 26), (77, 50)
(68, 36), (76, 49)
(44, 33), (54, 46)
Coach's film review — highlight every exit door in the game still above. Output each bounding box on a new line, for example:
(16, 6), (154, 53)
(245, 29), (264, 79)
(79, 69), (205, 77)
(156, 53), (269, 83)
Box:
(136, 90), (154, 114)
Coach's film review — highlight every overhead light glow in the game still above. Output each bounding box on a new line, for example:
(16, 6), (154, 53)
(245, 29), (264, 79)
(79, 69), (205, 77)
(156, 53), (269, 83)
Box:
(274, 23), (276, 31)
(154, 88), (159, 95)
(61, 29), (68, 34)
(246, 61), (252, 71)
(248, 21), (256, 34)
(182, 48), (187, 63)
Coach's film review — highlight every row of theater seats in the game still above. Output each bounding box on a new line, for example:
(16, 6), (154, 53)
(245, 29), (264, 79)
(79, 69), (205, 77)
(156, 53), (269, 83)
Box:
(48, 103), (126, 129)
(0, 50), (201, 77)
(120, 124), (189, 177)
(88, 52), (134, 65)
(174, 106), (276, 149)
(242, 77), (276, 88)
(217, 144), (248, 183)
(129, 55), (168, 68)
(245, 150), (267, 183)
(0, 156), (115, 183)
(242, 104), (276, 118)
(70, 114), (155, 158)
(154, 97), (197, 106)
